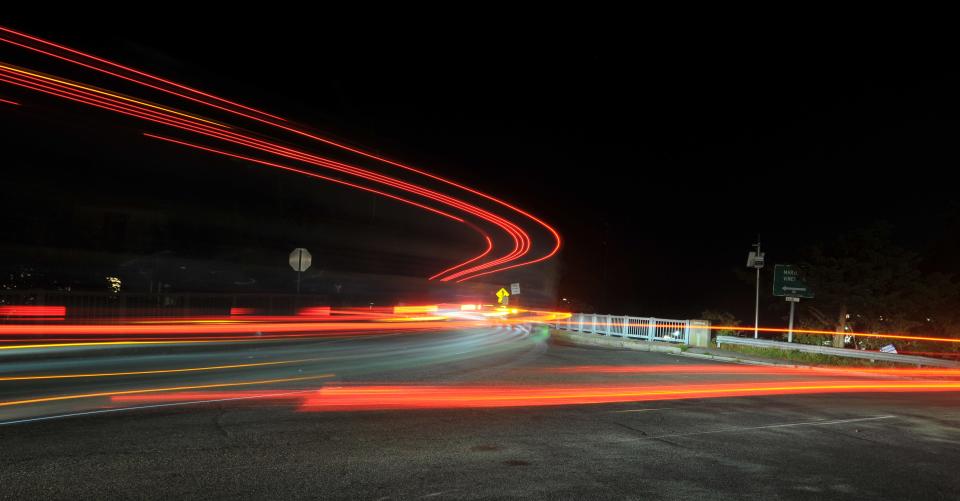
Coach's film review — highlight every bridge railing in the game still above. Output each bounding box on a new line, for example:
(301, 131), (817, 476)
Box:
(555, 313), (690, 344)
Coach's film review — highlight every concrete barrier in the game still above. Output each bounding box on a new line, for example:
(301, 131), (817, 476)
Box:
(550, 328), (684, 354)
(686, 320), (711, 348)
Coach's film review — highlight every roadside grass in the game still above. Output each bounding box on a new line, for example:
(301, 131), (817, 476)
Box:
(717, 343), (912, 368)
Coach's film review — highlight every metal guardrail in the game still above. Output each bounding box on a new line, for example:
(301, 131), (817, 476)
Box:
(715, 335), (960, 368)
(555, 313), (690, 344)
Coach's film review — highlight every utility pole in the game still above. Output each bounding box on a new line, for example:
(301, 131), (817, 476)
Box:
(746, 237), (765, 339)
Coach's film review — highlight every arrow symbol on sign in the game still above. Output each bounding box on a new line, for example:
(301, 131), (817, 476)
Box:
(496, 288), (510, 304)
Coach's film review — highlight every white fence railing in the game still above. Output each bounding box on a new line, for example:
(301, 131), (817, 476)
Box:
(555, 313), (690, 344)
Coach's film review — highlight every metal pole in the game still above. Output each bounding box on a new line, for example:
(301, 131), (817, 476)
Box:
(754, 266), (760, 339)
(787, 299), (796, 343)
(752, 238), (761, 339)
(296, 250), (302, 295)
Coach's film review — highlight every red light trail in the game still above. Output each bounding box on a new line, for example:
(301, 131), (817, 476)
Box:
(297, 380), (960, 411)
(0, 26), (560, 282)
(0, 64), (525, 277)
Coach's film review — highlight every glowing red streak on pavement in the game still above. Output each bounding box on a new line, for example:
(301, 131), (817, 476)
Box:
(0, 330), (427, 345)
(0, 320), (486, 337)
(299, 381), (960, 411)
(0, 97), (18, 105)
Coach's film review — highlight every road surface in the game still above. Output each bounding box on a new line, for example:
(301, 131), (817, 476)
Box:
(2, 325), (959, 499)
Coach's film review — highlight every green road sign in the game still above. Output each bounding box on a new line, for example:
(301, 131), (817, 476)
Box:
(773, 264), (814, 298)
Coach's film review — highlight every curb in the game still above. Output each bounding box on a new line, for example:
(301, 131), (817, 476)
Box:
(549, 329), (683, 354)
(674, 350), (932, 380)
(552, 330), (931, 381)
(672, 350), (799, 367)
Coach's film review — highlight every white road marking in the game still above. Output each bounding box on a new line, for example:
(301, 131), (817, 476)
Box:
(611, 407), (673, 413)
(640, 415), (896, 441)
(422, 489), (460, 498)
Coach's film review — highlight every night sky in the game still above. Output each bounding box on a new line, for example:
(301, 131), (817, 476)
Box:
(2, 15), (959, 322)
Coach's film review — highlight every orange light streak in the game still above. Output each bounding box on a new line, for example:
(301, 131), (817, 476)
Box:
(110, 391), (308, 404)
(0, 358), (324, 382)
(0, 374), (334, 408)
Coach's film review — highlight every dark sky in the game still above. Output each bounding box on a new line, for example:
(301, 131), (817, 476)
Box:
(2, 15), (959, 320)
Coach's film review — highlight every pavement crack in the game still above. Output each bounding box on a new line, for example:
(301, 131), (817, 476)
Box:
(611, 421), (647, 436)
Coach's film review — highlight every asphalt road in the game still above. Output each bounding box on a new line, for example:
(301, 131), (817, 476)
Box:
(2, 326), (959, 500)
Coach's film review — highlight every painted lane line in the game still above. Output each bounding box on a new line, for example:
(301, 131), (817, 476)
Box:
(640, 415), (896, 441)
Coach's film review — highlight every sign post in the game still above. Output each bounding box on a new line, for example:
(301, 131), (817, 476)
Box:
(289, 247), (312, 294)
(785, 296), (799, 342)
(746, 239), (765, 339)
(496, 287), (510, 305)
(773, 264), (814, 342)
(509, 283), (520, 308)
